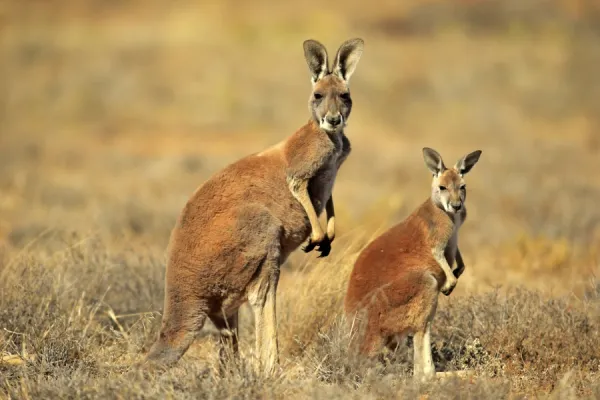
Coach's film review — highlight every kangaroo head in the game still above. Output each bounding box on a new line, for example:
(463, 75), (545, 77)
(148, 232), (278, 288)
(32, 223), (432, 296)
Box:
(422, 147), (482, 215)
(303, 38), (364, 134)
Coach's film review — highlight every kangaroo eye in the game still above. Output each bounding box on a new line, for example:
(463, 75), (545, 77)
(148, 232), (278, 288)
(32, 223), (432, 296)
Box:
(314, 93), (323, 100)
(439, 186), (447, 191)
(340, 92), (351, 100)
(460, 185), (466, 190)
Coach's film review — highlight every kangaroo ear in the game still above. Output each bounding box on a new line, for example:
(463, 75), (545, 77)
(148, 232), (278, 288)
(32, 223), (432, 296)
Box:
(303, 39), (329, 85)
(422, 147), (446, 176)
(332, 38), (364, 83)
(454, 150), (482, 176)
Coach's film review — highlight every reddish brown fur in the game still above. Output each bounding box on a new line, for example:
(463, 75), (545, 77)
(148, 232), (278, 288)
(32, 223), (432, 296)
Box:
(345, 199), (450, 352)
(344, 147), (481, 380)
(145, 119), (348, 366)
(143, 38), (364, 373)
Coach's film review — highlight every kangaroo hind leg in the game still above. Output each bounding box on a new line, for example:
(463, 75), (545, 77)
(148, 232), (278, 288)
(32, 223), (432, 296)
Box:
(410, 273), (439, 381)
(245, 208), (283, 375)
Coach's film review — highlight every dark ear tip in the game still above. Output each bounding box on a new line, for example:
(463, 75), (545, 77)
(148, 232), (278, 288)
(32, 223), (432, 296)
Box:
(346, 38), (364, 50)
(304, 39), (324, 48)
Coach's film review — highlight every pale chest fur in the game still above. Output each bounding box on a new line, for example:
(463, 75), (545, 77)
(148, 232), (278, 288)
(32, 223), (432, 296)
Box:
(308, 132), (350, 215)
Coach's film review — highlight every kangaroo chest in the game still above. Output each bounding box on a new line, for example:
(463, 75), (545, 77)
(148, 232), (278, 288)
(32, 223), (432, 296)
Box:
(308, 133), (350, 215)
(444, 215), (463, 266)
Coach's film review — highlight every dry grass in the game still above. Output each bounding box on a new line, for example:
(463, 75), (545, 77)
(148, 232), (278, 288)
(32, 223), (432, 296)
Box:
(2, 0), (600, 398)
(2, 236), (600, 398)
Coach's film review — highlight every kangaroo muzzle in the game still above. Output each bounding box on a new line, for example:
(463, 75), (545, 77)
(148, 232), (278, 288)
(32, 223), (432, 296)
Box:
(321, 112), (343, 132)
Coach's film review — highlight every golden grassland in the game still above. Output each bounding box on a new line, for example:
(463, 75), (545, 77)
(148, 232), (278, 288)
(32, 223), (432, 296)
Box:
(1, 1), (600, 398)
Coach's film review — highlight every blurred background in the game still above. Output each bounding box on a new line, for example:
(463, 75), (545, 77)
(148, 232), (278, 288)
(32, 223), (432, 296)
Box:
(2, 0), (600, 296)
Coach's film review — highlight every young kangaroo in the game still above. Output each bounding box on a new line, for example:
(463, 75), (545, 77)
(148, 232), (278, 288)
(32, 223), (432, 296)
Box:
(143, 38), (364, 374)
(344, 147), (482, 380)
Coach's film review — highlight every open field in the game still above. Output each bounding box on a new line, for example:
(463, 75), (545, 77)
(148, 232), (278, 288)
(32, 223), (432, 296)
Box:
(1, 0), (600, 398)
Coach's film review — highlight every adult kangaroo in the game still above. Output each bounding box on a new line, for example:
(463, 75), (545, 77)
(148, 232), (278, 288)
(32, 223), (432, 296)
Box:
(144, 38), (364, 374)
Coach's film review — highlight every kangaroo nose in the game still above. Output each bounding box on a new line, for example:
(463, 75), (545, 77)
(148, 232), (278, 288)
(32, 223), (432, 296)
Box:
(451, 203), (462, 211)
(326, 115), (342, 126)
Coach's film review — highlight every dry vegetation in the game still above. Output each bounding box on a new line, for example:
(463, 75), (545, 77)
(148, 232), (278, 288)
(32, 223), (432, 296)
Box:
(1, 0), (600, 398)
